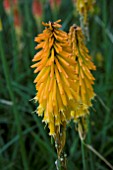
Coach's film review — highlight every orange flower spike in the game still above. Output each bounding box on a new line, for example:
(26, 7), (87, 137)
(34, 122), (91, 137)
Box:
(13, 7), (21, 27)
(32, 0), (42, 17)
(32, 0), (43, 31)
(50, 0), (61, 9)
(3, 0), (17, 13)
(3, 0), (21, 28)
(32, 20), (78, 155)
(68, 25), (96, 121)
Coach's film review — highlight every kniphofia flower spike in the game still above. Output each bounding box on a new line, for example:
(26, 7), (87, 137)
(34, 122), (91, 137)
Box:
(68, 25), (96, 122)
(76, 0), (95, 24)
(31, 20), (77, 157)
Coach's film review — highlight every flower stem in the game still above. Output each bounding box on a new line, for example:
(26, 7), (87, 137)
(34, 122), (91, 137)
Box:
(55, 153), (67, 170)
(10, 0), (19, 80)
(87, 117), (95, 170)
(60, 154), (67, 170)
(81, 140), (87, 170)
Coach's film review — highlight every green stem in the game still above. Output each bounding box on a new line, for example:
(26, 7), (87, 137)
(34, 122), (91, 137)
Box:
(87, 117), (95, 170)
(10, 0), (19, 80)
(81, 140), (87, 170)
(55, 155), (67, 170)
(24, 0), (34, 56)
(0, 27), (29, 170)
(52, 0), (59, 21)
(60, 156), (67, 170)
(18, 1), (30, 73)
(101, 0), (110, 152)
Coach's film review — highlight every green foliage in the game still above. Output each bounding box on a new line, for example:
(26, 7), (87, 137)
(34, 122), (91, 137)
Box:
(0, 0), (113, 169)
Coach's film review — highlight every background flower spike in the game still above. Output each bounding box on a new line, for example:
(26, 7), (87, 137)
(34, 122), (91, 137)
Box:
(68, 24), (96, 127)
(74, 0), (96, 40)
(76, 0), (95, 24)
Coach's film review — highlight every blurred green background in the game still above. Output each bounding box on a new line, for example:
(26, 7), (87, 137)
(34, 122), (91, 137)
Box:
(0, 0), (113, 170)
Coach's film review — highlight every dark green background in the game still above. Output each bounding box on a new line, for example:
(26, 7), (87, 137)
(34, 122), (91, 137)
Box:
(0, 0), (113, 169)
